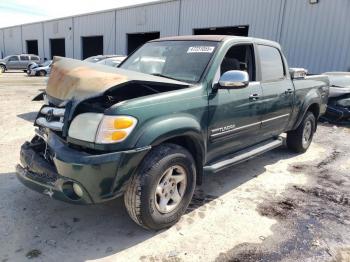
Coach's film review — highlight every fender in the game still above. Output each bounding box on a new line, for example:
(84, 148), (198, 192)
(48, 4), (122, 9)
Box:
(292, 88), (321, 130)
(135, 115), (206, 185)
(136, 114), (205, 147)
(135, 114), (206, 164)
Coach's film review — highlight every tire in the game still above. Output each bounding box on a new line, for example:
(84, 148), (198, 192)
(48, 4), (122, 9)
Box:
(124, 143), (196, 230)
(39, 70), (46, 76)
(0, 65), (5, 73)
(287, 112), (316, 153)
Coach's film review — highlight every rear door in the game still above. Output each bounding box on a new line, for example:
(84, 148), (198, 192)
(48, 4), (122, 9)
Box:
(20, 55), (30, 69)
(6, 56), (20, 69)
(257, 45), (294, 138)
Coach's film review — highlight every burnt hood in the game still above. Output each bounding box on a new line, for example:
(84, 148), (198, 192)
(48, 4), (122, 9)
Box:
(46, 56), (189, 101)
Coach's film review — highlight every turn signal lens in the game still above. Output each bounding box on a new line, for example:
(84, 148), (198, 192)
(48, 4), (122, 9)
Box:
(111, 130), (127, 141)
(95, 115), (137, 144)
(114, 117), (134, 129)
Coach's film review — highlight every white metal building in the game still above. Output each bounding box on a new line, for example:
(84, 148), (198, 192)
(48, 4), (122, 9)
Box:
(0, 0), (349, 73)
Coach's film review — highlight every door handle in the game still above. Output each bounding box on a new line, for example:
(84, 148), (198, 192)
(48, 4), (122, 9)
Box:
(249, 93), (260, 101)
(285, 89), (294, 95)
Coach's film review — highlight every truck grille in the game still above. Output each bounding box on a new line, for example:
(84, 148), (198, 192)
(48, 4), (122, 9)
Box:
(35, 106), (65, 131)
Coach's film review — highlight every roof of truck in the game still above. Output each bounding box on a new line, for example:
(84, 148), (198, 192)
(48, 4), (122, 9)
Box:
(152, 35), (281, 48)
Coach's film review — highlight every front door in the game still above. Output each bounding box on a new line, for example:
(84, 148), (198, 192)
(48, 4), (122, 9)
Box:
(7, 56), (20, 69)
(207, 44), (263, 162)
(256, 45), (294, 138)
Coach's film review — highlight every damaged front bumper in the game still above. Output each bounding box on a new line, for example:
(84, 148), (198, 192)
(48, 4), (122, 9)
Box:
(16, 132), (151, 204)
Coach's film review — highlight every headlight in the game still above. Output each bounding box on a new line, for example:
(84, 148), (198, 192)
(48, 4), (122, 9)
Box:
(68, 113), (104, 142)
(68, 114), (137, 144)
(95, 115), (137, 144)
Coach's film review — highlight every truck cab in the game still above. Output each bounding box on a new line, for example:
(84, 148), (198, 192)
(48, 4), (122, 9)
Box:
(16, 36), (329, 230)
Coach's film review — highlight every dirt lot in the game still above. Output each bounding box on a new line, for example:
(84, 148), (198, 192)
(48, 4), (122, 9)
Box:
(0, 72), (349, 262)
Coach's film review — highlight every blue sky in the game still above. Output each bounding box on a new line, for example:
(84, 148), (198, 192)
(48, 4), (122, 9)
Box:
(0, 0), (155, 28)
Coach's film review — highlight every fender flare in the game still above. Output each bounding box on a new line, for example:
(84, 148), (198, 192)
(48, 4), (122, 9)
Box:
(292, 90), (321, 130)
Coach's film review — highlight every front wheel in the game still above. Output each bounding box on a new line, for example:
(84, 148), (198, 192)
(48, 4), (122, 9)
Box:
(124, 143), (196, 230)
(0, 65), (5, 73)
(287, 112), (316, 153)
(39, 70), (46, 76)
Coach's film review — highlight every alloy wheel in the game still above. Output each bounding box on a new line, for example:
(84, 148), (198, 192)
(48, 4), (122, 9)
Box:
(302, 120), (312, 147)
(154, 165), (187, 214)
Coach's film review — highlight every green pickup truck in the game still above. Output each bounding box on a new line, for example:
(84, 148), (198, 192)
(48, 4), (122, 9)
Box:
(17, 35), (329, 230)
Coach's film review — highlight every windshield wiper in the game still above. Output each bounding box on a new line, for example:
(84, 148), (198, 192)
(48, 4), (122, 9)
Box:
(150, 73), (180, 81)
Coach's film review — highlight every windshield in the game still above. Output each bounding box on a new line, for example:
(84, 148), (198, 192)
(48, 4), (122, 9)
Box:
(120, 41), (218, 82)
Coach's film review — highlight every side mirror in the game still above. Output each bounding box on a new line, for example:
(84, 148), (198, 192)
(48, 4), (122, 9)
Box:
(217, 70), (249, 89)
(289, 68), (307, 79)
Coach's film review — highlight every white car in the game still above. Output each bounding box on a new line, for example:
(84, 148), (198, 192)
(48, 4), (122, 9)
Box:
(84, 55), (126, 67)
(27, 60), (52, 76)
(97, 56), (126, 67)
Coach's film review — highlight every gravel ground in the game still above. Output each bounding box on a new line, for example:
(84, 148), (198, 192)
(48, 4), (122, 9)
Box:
(0, 72), (349, 262)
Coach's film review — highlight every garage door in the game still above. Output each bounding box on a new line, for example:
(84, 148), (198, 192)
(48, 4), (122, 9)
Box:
(127, 32), (160, 55)
(50, 38), (66, 59)
(26, 40), (39, 55)
(82, 36), (103, 60)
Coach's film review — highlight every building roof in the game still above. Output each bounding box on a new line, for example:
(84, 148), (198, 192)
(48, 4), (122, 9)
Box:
(0, 0), (174, 29)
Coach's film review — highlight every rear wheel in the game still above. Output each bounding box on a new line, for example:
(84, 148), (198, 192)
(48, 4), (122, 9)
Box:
(124, 143), (196, 230)
(0, 65), (5, 73)
(287, 112), (316, 153)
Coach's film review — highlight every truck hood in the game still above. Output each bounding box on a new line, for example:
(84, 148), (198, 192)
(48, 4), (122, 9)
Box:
(46, 57), (189, 101)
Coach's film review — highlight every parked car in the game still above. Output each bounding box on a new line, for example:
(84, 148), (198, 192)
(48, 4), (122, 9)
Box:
(27, 60), (52, 76)
(16, 36), (329, 230)
(321, 72), (350, 124)
(0, 54), (41, 73)
(98, 56), (126, 68)
(83, 55), (123, 64)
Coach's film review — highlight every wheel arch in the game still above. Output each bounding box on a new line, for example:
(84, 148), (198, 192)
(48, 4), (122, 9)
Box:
(135, 116), (206, 185)
(292, 101), (320, 131)
(156, 135), (205, 185)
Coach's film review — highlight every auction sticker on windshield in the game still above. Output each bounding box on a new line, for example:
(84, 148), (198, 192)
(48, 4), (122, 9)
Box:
(187, 46), (215, 53)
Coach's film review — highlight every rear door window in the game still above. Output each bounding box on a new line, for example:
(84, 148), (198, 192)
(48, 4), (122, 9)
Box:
(258, 45), (285, 81)
(31, 56), (39, 61)
(20, 56), (29, 61)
